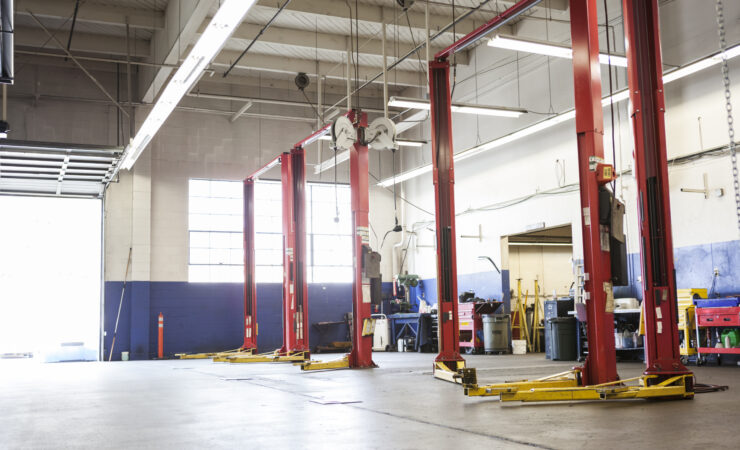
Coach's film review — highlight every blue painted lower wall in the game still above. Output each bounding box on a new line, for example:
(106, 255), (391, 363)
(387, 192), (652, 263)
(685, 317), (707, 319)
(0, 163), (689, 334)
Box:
(104, 281), (391, 361)
(104, 240), (740, 360)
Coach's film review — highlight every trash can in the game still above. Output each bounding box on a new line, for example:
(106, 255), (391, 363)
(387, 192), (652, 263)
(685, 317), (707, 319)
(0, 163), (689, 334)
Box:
(483, 314), (509, 353)
(549, 317), (577, 361)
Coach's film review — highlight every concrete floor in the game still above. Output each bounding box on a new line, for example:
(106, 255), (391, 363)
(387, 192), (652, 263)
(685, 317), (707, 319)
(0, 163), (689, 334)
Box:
(1, 353), (738, 449)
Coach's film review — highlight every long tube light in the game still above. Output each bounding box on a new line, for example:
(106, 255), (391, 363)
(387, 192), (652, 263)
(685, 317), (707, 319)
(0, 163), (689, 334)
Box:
(389, 96), (527, 118)
(378, 43), (740, 187)
(119, 0), (256, 170)
(488, 35), (629, 67)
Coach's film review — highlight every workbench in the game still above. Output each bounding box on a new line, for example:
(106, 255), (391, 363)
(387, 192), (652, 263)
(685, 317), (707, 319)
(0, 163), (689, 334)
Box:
(387, 313), (436, 352)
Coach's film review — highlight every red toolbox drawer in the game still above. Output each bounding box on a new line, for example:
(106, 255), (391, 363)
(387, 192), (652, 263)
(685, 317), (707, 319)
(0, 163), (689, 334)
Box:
(696, 307), (740, 327)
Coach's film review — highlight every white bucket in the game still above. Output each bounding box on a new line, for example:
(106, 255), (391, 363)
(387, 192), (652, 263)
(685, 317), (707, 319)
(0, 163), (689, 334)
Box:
(121, 351), (129, 361)
(512, 340), (527, 355)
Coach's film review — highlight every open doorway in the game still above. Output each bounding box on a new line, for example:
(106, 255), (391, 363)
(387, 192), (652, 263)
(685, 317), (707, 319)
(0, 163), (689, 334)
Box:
(505, 224), (574, 299)
(0, 196), (102, 361)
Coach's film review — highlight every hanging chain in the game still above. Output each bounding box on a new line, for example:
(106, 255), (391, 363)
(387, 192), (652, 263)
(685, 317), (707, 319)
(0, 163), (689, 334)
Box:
(716, 0), (740, 232)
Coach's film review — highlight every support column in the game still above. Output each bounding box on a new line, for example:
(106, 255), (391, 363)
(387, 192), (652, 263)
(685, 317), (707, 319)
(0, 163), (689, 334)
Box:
(429, 60), (464, 369)
(623, 0), (690, 379)
(290, 146), (310, 352)
(348, 110), (375, 368)
(569, 0), (618, 385)
(280, 152), (298, 354)
(242, 178), (258, 351)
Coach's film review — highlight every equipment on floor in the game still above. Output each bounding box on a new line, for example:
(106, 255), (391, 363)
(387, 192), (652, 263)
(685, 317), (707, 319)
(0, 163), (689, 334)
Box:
(372, 314), (391, 351)
(482, 314), (509, 354)
(695, 296), (740, 364)
(108, 247), (132, 362)
(510, 279), (529, 344)
(388, 313), (436, 352)
(544, 297), (574, 359)
(528, 280), (544, 353)
(549, 317), (578, 361)
(157, 313), (164, 359)
(458, 300), (503, 354)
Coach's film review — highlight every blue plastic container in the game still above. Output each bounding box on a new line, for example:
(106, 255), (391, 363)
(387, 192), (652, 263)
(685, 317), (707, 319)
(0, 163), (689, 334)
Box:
(694, 297), (740, 308)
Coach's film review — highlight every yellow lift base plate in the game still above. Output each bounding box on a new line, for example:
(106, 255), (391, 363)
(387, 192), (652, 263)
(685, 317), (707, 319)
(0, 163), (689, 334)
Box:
(176, 348), (251, 360)
(465, 369), (694, 402)
(433, 360), (471, 384)
(226, 351), (309, 363)
(464, 370), (579, 396)
(299, 355), (350, 371)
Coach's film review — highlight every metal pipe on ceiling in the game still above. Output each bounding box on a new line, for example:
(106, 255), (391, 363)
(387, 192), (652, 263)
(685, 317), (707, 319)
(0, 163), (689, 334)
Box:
(186, 92), (388, 115)
(326, 0), (494, 114)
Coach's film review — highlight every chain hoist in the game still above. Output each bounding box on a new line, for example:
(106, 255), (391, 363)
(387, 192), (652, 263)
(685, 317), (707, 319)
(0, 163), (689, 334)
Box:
(716, 0), (740, 233)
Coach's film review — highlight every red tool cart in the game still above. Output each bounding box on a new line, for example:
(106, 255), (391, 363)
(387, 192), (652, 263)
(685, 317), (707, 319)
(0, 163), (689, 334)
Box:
(695, 304), (740, 363)
(458, 301), (502, 354)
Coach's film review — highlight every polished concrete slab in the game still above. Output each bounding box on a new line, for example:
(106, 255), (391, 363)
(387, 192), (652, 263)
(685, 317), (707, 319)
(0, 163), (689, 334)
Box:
(1, 353), (738, 449)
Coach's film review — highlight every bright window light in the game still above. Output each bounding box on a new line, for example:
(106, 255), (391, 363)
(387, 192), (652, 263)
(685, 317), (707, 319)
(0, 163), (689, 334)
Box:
(120, 0), (256, 170)
(389, 96), (526, 118)
(188, 179), (352, 283)
(378, 43), (740, 187)
(488, 34), (629, 67)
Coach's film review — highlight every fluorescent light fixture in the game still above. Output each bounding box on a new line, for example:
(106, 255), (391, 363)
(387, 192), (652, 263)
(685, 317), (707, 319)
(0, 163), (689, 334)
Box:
(488, 35), (629, 67)
(378, 43), (740, 187)
(389, 96), (527, 118)
(119, 0), (256, 170)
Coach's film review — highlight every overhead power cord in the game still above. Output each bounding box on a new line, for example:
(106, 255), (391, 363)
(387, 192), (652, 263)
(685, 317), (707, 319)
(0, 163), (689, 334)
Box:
(223, 0), (292, 78)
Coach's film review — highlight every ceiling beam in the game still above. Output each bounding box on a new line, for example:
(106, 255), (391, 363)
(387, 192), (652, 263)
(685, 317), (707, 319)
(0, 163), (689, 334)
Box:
(253, 0), (512, 35)
(139, 0), (214, 104)
(17, 0), (165, 30)
(211, 50), (427, 87)
(15, 26), (150, 58)
(219, 22), (469, 66)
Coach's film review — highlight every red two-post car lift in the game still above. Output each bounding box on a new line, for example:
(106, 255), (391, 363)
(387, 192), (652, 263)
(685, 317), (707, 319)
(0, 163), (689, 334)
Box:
(225, 146), (311, 363)
(429, 0), (693, 401)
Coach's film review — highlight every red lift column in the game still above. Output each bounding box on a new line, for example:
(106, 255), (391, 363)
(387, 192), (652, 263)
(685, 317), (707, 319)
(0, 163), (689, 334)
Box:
(290, 146), (310, 353)
(569, 0), (619, 385)
(348, 110), (375, 368)
(242, 178), (258, 351)
(279, 152), (300, 355)
(428, 60), (464, 371)
(623, 0), (691, 380)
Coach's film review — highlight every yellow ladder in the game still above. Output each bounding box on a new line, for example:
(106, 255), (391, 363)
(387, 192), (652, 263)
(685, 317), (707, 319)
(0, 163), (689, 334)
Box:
(511, 279), (529, 344)
(528, 280), (544, 353)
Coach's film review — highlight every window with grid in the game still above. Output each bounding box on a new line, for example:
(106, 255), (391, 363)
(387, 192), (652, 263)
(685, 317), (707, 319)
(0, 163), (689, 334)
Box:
(188, 178), (352, 283)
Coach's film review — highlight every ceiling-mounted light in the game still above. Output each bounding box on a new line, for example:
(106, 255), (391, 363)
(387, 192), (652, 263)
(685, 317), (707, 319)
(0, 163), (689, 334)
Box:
(378, 43), (740, 187)
(488, 35), (629, 67)
(119, 0), (256, 170)
(388, 96), (526, 118)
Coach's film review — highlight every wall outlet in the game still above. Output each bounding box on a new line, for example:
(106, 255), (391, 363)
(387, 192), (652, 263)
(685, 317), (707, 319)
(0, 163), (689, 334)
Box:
(714, 268), (720, 276)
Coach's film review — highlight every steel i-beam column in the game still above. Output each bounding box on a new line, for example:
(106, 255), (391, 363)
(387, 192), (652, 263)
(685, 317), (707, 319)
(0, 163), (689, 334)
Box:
(242, 178), (258, 351)
(623, 0), (690, 380)
(280, 152), (299, 354)
(348, 110), (375, 368)
(569, 0), (619, 385)
(429, 59), (464, 369)
(290, 146), (310, 353)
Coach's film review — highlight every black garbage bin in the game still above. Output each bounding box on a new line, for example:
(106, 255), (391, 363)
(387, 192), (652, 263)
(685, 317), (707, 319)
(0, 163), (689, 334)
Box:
(549, 317), (577, 361)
